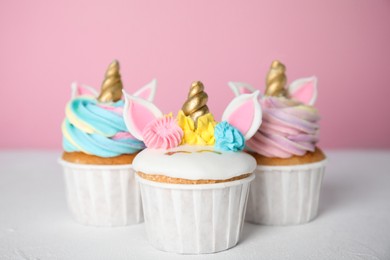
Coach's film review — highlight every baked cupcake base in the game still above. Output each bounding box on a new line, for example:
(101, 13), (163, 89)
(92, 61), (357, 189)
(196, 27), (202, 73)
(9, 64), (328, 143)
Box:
(62, 151), (138, 165)
(59, 152), (143, 226)
(136, 173), (254, 254)
(246, 148), (327, 225)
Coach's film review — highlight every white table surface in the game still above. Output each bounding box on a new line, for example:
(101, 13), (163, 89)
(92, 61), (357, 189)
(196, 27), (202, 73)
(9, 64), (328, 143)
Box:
(0, 150), (389, 260)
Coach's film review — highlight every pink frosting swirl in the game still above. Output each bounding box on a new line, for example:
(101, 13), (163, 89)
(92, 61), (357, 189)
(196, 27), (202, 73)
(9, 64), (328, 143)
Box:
(142, 116), (183, 149)
(246, 96), (320, 158)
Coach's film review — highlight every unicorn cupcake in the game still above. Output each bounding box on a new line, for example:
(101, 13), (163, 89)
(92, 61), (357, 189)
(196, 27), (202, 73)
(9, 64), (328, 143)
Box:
(229, 60), (327, 225)
(59, 60), (156, 226)
(123, 81), (262, 254)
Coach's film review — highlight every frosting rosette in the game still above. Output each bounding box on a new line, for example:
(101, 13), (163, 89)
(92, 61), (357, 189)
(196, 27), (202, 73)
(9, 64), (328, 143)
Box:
(142, 116), (183, 149)
(246, 96), (319, 158)
(214, 121), (245, 152)
(62, 97), (145, 157)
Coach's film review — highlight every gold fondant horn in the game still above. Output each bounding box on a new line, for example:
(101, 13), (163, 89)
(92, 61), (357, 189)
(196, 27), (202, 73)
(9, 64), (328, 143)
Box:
(265, 60), (287, 97)
(182, 81), (209, 127)
(97, 60), (123, 102)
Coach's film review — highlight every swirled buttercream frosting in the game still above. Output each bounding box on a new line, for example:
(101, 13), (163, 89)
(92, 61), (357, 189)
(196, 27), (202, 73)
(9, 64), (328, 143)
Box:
(62, 97), (145, 157)
(246, 96), (320, 158)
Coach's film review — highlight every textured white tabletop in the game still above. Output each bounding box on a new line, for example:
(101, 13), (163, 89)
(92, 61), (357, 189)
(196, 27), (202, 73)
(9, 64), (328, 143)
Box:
(0, 150), (389, 260)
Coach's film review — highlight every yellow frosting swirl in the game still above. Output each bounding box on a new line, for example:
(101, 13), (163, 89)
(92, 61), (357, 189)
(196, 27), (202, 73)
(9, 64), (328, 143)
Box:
(177, 110), (216, 145)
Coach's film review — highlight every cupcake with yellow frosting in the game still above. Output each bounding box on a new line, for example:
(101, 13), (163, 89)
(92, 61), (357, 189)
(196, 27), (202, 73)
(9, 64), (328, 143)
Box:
(59, 60), (157, 226)
(229, 60), (327, 225)
(123, 81), (262, 254)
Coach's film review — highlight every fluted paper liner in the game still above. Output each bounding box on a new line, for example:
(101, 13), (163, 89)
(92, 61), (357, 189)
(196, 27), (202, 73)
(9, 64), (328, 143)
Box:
(246, 160), (326, 225)
(137, 174), (255, 254)
(59, 159), (143, 226)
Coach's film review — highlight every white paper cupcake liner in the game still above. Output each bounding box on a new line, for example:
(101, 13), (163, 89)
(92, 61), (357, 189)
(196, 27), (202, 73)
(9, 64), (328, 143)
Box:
(246, 160), (326, 225)
(137, 174), (255, 254)
(58, 159), (143, 226)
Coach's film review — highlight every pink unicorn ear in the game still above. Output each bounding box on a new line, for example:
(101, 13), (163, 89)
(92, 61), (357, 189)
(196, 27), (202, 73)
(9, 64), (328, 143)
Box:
(222, 91), (262, 140)
(288, 76), (318, 105)
(228, 82), (258, 97)
(70, 82), (98, 99)
(132, 79), (157, 101)
(123, 90), (163, 141)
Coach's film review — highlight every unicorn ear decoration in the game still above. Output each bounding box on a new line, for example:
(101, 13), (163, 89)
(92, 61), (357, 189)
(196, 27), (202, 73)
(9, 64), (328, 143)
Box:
(221, 91), (262, 140)
(123, 91), (164, 141)
(133, 79), (157, 102)
(71, 82), (99, 99)
(228, 82), (258, 97)
(288, 76), (317, 105)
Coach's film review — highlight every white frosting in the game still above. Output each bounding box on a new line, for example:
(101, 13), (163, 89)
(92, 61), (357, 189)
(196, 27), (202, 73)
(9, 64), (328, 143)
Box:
(133, 145), (256, 180)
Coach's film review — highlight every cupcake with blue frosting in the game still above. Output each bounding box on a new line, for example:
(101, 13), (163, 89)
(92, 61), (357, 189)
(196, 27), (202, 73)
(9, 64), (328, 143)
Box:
(59, 60), (156, 226)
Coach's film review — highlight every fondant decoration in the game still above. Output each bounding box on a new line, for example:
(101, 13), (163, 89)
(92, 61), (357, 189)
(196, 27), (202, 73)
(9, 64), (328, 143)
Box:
(221, 91), (262, 140)
(228, 82), (258, 96)
(133, 145), (256, 180)
(288, 76), (318, 105)
(71, 82), (98, 99)
(97, 60), (123, 102)
(181, 81), (209, 127)
(123, 91), (163, 141)
(142, 116), (183, 149)
(265, 60), (287, 97)
(133, 79), (157, 102)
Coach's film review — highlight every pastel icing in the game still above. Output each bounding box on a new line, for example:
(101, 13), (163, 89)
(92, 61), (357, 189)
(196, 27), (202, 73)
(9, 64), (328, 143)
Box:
(133, 145), (256, 180)
(62, 79), (157, 158)
(214, 121), (245, 152)
(246, 96), (320, 158)
(62, 97), (145, 157)
(176, 111), (216, 145)
(142, 116), (183, 149)
(229, 74), (320, 158)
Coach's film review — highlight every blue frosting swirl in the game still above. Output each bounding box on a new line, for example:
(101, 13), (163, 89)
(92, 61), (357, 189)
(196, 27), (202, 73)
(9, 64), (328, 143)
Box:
(62, 97), (145, 157)
(214, 121), (245, 152)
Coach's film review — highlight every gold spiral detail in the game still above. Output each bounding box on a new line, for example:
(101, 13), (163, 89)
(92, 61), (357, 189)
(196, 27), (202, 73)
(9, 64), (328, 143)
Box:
(265, 60), (287, 97)
(97, 60), (123, 102)
(182, 81), (209, 127)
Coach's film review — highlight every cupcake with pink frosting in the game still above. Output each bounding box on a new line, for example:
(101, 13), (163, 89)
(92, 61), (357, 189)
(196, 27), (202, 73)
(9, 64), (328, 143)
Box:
(229, 60), (326, 225)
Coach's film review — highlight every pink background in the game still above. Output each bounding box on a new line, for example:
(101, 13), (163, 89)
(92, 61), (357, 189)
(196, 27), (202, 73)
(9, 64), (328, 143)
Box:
(1, 0), (389, 149)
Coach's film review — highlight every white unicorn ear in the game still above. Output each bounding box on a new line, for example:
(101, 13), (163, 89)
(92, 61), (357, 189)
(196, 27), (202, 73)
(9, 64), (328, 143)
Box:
(288, 76), (318, 105)
(123, 90), (163, 141)
(71, 82), (98, 99)
(228, 81), (258, 97)
(222, 91), (262, 140)
(132, 79), (157, 101)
